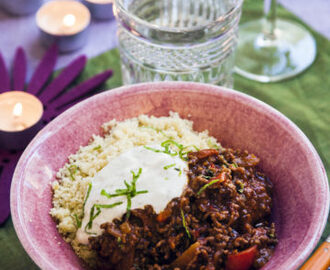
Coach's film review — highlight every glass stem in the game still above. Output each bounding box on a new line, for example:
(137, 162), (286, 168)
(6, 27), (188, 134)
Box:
(263, 0), (277, 40)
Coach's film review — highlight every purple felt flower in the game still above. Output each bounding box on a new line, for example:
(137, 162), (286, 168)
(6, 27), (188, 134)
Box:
(0, 45), (113, 224)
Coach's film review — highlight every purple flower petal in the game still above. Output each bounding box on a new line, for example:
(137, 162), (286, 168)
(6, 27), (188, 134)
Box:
(0, 52), (10, 92)
(38, 56), (87, 105)
(0, 152), (20, 224)
(27, 44), (58, 95)
(44, 70), (113, 122)
(12, 47), (27, 91)
(54, 70), (113, 110)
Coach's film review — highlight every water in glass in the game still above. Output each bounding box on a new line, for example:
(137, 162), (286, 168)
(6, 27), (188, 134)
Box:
(114, 0), (243, 87)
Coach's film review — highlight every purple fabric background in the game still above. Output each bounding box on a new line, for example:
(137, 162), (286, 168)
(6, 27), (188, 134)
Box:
(0, 0), (329, 80)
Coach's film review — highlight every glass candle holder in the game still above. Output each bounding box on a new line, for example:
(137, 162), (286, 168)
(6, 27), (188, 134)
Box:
(82, 0), (114, 20)
(0, 91), (43, 151)
(114, 0), (243, 87)
(36, 1), (91, 53)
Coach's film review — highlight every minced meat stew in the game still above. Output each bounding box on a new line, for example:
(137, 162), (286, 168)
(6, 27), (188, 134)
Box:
(89, 148), (277, 270)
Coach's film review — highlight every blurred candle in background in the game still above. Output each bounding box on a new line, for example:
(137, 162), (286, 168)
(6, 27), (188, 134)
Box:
(82, 0), (114, 20)
(1, 0), (42, 16)
(0, 91), (43, 151)
(36, 1), (91, 53)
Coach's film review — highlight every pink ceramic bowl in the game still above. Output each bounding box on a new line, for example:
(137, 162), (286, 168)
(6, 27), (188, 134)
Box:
(11, 82), (329, 270)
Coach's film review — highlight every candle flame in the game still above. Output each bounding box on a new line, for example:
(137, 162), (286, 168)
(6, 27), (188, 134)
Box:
(63, 14), (76, 27)
(13, 102), (23, 117)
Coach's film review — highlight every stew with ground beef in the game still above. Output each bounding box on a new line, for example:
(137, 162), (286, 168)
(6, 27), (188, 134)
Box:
(89, 148), (277, 270)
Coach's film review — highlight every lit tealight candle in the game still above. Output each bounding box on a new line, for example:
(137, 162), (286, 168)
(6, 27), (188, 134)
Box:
(82, 0), (114, 20)
(0, 91), (43, 151)
(36, 1), (91, 52)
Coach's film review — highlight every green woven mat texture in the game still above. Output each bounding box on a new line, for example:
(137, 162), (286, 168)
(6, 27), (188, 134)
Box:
(0, 0), (329, 269)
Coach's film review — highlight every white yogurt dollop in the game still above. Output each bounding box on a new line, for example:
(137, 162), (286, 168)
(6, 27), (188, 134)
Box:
(76, 145), (188, 244)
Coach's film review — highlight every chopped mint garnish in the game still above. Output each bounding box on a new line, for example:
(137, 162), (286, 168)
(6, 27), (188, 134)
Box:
(68, 165), (78, 180)
(100, 168), (148, 220)
(181, 209), (191, 238)
(163, 163), (176, 170)
(197, 179), (221, 195)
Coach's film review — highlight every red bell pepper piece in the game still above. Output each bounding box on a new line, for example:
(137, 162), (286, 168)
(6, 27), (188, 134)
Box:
(196, 149), (219, 159)
(226, 245), (258, 270)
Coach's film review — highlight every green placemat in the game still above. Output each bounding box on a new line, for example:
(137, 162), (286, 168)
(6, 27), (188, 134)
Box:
(0, 0), (329, 269)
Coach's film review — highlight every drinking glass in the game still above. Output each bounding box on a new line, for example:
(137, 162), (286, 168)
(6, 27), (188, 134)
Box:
(114, 0), (243, 87)
(235, 0), (316, 82)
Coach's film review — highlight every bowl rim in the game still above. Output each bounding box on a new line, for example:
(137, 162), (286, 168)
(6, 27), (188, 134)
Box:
(10, 81), (329, 270)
